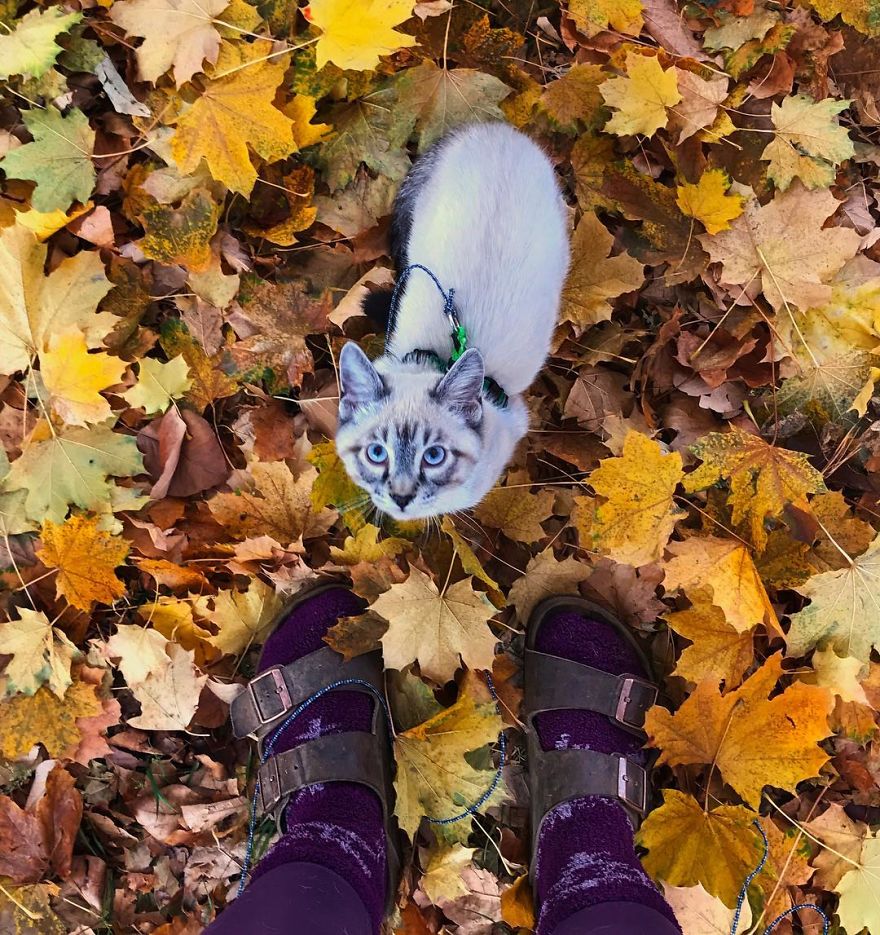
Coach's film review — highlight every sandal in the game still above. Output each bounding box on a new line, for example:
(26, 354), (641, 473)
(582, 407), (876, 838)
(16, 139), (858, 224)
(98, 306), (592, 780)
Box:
(230, 582), (401, 909)
(524, 595), (659, 882)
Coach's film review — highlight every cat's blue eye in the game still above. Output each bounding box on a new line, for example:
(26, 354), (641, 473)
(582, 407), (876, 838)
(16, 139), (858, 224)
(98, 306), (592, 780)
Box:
(423, 445), (446, 466)
(365, 443), (388, 464)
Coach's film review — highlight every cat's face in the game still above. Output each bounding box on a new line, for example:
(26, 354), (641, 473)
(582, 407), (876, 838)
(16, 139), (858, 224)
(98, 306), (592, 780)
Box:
(335, 344), (486, 520)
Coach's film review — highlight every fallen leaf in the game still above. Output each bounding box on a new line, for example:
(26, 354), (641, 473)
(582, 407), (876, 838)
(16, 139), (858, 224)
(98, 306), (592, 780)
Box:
(836, 830), (880, 935)
(170, 41), (295, 195)
(676, 170), (744, 235)
(700, 183), (861, 312)
(37, 514), (129, 611)
(645, 653), (833, 807)
(663, 536), (777, 634)
(0, 7), (81, 79)
(40, 330), (127, 426)
(420, 844), (476, 904)
(762, 94), (854, 190)
(661, 881), (751, 934)
(508, 549), (591, 621)
(560, 213), (644, 329)
(576, 431), (685, 566)
(194, 579), (283, 656)
(0, 109), (95, 213)
(684, 427), (826, 551)
(665, 588), (754, 689)
(374, 568), (498, 683)
(0, 223), (114, 375)
(394, 677), (504, 837)
(787, 532), (880, 668)
(473, 472), (554, 544)
(600, 52), (681, 138)
(567, 0), (643, 38)
(637, 789), (763, 906)
(109, 0), (230, 86)
(308, 0), (418, 70)
(124, 355), (193, 414)
(0, 608), (78, 697)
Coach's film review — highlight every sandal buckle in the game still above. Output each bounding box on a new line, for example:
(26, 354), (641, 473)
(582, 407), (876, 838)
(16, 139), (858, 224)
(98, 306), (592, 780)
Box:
(617, 756), (647, 814)
(250, 667), (293, 727)
(614, 676), (657, 731)
(259, 757), (281, 812)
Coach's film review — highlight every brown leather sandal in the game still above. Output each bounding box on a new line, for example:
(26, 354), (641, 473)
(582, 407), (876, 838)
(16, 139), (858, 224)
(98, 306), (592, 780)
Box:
(230, 582), (401, 909)
(524, 595), (659, 883)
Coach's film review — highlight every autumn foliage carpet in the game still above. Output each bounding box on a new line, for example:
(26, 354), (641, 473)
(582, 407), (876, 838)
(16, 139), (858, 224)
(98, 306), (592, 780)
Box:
(1, 0), (880, 932)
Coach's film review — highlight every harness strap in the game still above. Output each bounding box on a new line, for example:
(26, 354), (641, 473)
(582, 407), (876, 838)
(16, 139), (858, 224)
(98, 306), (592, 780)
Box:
(392, 264), (509, 409)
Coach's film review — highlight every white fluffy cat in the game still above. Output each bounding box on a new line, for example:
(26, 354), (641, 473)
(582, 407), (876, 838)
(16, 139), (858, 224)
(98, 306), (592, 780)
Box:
(336, 122), (569, 521)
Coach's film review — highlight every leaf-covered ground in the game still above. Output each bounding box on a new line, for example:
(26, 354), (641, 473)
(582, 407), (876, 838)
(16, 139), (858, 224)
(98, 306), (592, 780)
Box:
(1, 0), (880, 932)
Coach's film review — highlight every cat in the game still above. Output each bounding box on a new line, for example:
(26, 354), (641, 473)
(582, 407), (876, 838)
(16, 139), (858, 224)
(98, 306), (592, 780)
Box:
(335, 122), (569, 521)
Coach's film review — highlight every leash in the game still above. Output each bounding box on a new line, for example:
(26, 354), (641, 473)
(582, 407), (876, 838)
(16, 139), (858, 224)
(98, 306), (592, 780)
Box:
(730, 818), (830, 935)
(390, 263), (509, 408)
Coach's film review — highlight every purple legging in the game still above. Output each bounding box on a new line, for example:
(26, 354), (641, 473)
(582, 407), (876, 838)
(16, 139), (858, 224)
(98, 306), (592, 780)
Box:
(206, 862), (680, 934)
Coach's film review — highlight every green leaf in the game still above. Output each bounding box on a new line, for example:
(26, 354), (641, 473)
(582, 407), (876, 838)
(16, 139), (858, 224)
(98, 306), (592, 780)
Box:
(1, 108), (95, 213)
(0, 7), (81, 79)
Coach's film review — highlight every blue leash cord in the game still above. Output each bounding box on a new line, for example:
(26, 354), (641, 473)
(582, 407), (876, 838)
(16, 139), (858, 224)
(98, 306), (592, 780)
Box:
(389, 263), (468, 360)
(237, 671), (506, 895)
(730, 819), (830, 935)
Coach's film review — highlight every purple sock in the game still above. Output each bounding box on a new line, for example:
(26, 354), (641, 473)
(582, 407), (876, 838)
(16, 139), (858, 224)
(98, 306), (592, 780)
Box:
(248, 588), (386, 932)
(532, 611), (680, 935)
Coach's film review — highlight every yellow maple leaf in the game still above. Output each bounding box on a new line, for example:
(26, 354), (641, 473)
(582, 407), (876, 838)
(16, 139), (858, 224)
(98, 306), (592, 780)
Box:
(560, 213), (644, 329)
(37, 514), (129, 611)
(374, 568), (497, 683)
(663, 536), (777, 634)
(0, 677), (101, 760)
(0, 608), (78, 697)
(566, 0), (643, 38)
(40, 330), (127, 426)
(137, 188), (222, 271)
(761, 95), (854, 191)
(645, 653), (833, 807)
(836, 831), (880, 935)
(307, 0), (418, 71)
(788, 532), (880, 668)
(0, 223), (115, 375)
(684, 427), (826, 551)
(665, 589), (754, 689)
(394, 676), (504, 838)
(600, 53), (681, 138)
(329, 524), (409, 565)
(0, 882), (65, 935)
(123, 355), (192, 414)
(676, 169), (744, 236)
(194, 579), (283, 656)
(541, 63), (605, 129)
(577, 431), (685, 567)
(807, 646), (869, 705)
(170, 41), (295, 195)
(473, 471), (554, 544)
(308, 440), (371, 533)
(637, 790), (762, 906)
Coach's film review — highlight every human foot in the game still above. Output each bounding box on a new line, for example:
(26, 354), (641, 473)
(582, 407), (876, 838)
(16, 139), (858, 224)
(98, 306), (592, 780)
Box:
(524, 596), (680, 934)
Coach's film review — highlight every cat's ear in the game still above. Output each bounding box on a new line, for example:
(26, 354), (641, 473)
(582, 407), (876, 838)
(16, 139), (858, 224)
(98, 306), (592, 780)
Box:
(339, 342), (386, 420)
(434, 348), (484, 426)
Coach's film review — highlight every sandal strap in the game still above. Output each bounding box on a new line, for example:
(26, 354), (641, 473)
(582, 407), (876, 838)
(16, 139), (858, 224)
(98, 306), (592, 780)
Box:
(528, 742), (648, 879)
(257, 730), (392, 813)
(231, 647), (382, 739)
(524, 649), (657, 734)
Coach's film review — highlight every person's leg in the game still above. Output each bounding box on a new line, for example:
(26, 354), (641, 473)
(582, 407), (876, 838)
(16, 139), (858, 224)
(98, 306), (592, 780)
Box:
(530, 608), (681, 935)
(206, 588), (387, 934)
(551, 901), (682, 935)
(206, 862), (372, 935)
